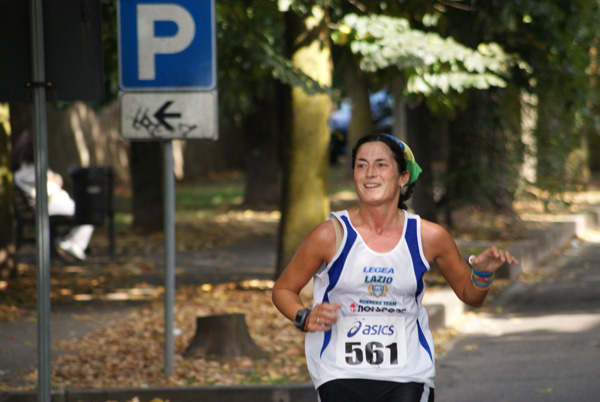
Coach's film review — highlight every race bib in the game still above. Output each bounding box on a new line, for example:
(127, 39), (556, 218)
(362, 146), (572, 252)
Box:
(335, 316), (407, 369)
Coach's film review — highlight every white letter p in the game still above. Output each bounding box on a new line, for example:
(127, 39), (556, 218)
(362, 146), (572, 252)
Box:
(137, 4), (195, 80)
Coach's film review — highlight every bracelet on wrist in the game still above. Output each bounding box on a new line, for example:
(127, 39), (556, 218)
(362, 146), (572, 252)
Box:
(470, 270), (494, 289)
(472, 270), (494, 281)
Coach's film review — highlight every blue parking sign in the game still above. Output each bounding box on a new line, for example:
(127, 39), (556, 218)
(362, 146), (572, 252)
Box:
(118, 0), (216, 91)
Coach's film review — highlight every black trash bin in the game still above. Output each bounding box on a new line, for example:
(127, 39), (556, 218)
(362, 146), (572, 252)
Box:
(69, 166), (112, 225)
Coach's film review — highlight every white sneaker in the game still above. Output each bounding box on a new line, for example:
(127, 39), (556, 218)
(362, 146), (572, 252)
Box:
(58, 240), (86, 261)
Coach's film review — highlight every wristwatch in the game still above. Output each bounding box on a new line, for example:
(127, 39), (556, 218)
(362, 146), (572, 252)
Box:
(293, 308), (312, 332)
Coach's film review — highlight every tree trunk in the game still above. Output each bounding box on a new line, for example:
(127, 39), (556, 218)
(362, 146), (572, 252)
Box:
(446, 97), (481, 214)
(487, 87), (521, 215)
(391, 76), (407, 140)
(406, 102), (437, 222)
(0, 103), (16, 279)
(345, 56), (372, 160)
(131, 141), (163, 231)
(393, 77), (439, 223)
(276, 9), (332, 275)
(243, 82), (281, 209)
(589, 40), (600, 172)
(444, 88), (520, 225)
(184, 314), (263, 359)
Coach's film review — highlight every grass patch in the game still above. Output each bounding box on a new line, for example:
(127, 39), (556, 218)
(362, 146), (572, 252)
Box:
(176, 176), (245, 211)
(112, 166), (356, 224)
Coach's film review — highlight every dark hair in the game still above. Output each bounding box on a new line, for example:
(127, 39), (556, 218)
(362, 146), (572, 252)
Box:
(351, 133), (415, 210)
(11, 130), (34, 171)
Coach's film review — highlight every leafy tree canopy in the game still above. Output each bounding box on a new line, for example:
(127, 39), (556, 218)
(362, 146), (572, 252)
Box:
(336, 14), (530, 96)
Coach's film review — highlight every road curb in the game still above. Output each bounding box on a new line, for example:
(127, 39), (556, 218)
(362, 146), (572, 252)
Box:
(0, 384), (317, 402)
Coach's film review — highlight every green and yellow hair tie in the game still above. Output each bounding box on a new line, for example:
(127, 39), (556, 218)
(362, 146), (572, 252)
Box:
(382, 134), (422, 185)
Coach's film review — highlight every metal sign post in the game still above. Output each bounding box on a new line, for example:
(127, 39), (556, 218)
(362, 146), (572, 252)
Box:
(163, 140), (176, 377)
(29, 0), (52, 401)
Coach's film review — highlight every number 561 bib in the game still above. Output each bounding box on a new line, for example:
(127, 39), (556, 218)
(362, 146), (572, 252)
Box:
(335, 316), (407, 369)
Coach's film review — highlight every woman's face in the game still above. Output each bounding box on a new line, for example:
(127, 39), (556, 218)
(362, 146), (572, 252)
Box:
(353, 141), (409, 206)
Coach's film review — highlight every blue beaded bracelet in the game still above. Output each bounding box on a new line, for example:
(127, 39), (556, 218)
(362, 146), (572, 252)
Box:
(472, 268), (493, 278)
(470, 270), (494, 288)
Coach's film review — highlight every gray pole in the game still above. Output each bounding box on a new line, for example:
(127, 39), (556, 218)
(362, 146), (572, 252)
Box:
(163, 140), (175, 377)
(29, 0), (52, 401)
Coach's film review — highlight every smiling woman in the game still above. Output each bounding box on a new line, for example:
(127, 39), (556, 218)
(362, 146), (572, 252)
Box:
(272, 133), (518, 402)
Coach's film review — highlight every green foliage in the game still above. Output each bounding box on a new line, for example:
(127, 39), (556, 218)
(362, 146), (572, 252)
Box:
(97, 0), (598, 203)
(216, 0), (336, 124)
(278, 0), (331, 15)
(214, 0), (282, 122)
(336, 14), (527, 96)
(438, 0), (600, 204)
(495, 0), (598, 193)
(258, 40), (337, 99)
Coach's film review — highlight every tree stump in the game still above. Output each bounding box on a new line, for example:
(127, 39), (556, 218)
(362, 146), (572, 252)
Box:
(184, 313), (264, 359)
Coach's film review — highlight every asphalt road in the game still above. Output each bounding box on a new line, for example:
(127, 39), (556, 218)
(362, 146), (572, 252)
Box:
(0, 302), (145, 388)
(434, 237), (600, 402)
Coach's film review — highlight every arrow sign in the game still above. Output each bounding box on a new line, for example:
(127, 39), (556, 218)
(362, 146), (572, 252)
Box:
(120, 92), (217, 140)
(154, 101), (181, 131)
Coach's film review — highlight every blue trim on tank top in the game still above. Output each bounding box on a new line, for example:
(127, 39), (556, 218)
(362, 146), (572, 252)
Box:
(320, 214), (357, 357)
(405, 217), (433, 361)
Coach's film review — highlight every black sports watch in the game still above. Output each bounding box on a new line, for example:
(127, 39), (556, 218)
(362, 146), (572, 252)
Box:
(293, 308), (312, 332)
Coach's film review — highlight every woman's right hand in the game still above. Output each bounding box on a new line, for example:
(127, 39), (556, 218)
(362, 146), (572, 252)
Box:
(305, 302), (342, 332)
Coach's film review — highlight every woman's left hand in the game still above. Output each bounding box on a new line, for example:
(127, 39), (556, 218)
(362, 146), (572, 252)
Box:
(470, 246), (519, 274)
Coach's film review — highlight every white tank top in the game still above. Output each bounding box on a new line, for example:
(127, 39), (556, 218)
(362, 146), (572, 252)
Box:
(306, 210), (436, 389)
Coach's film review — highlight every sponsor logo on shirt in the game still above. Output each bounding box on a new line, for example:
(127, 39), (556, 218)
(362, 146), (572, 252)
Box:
(363, 266), (395, 285)
(363, 267), (395, 274)
(364, 275), (393, 284)
(349, 302), (406, 314)
(368, 283), (388, 297)
(346, 320), (396, 337)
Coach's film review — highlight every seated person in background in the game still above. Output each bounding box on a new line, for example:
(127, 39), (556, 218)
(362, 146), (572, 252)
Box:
(12, 130), (93, 261)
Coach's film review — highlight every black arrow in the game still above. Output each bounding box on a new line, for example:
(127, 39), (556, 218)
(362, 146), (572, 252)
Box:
(154, 101), (181, 131)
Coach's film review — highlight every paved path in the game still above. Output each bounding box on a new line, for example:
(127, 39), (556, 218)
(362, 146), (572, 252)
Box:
(434, 236), (600, 401)
(0, 302), (145, 388)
